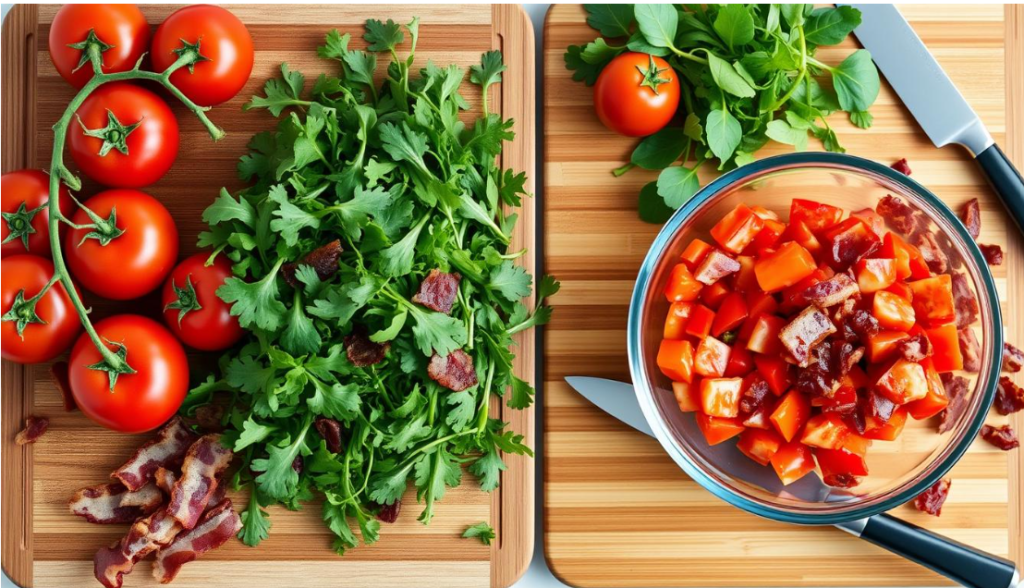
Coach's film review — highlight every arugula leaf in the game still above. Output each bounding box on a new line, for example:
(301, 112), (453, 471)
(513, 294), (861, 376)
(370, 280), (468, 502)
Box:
(468, 450), (506, 492)
(252, 418), (311, 500)
(634, 4), (678, 50)
(462, 521), (496, 545)
(657, 164), (702, 209)
(489, 261), (532, 303)
(631, 127), (688, 170)
(705, 108), (743, 163)
(219, 263), (287, 332)
(766, 119), (809, 151)
(584, 4), (635, 38)
(708, 53), (755, 99)
(204, 188), (256, 227)
(408, 306), (467, 356)
(308, 380), (361, 421)
(803, 6), (862, 46)
(830, 50), (880, 113)
(713, 4), (755, 51)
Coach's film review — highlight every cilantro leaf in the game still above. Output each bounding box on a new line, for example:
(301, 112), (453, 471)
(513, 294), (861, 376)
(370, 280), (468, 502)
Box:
(408, 306), (467, 357)
(218, 265), (287, 332)
(364, 18), (404, 53)
(462, 521), (495, 546)
(239, 487), (273, 546)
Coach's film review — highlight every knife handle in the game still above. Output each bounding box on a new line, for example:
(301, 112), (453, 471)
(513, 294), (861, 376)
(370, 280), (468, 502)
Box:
(976, 143), (1024, 232)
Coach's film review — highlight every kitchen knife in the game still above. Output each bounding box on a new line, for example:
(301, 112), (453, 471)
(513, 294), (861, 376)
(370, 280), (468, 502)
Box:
(565, 376), (1021, 588)
(841, 4), (1024, 231)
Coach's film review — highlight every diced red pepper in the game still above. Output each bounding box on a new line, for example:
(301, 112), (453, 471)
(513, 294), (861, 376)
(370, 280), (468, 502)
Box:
(865, 330), (910, 363)
(785, 220), (822, 255)
(790, 199), (844, 234)
(909, 274), (956, 327)
(672, 381), (701, 412)
(657, 339), (695, 383)
(725, 343), (755, 377)
(864, 406), (908, 441)
(737, 428), (784, 466)
(873, 290), (916, 331)
(755, 354), (792, 395)
(680, 238), (713, 272)
(770, 389), (810, 442)
(856, 258), (897, 293)
(712, 292), (748, 337)
(701, 281), (731, 310)
(840, 433), (872, 457)
(695, 336), (732, 378)
(822, 217), (881, 269)
(815, 385), (858, 414)
(816, 447), (869, 478)
(685, 304), (716, 339)
(875, 358), (929, 405)
(780, 267), (829, 312)
(885, 280), (913, 301)
(742, 401), (775, 429)
(695, 412), (746, 445)
(664, 263), (703, 302)
(924, 324), (964, 372)
(754, 242), (817, 293)
(746, 314), (785, 355)
(851, 207), (884, 236)
(750, 205), (780, 221)
(800, 413), (851, 450)
(711, 204), (765, 254)
(732, 255), (759, 293)
(770, 440), (816, 485)
(746, 218), (786, 253)
(664, 302), (693, 340)
(906, 358), (950, 419)
(700, 377), (744, 418)
(739, 292), (779, 339)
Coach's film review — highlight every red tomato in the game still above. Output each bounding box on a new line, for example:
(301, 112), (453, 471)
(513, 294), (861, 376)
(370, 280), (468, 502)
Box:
(68, 83), (180, 189)
(1, 255), (81, 364)
(48, 4), (150, 88)
(150, 5), (255, 106)
(69, 315), (187, 433)
(162, 254), (244, 351)
(1, 170), (73, 257)
(65, 189), (179, 300)
(593, 52), (679, 137)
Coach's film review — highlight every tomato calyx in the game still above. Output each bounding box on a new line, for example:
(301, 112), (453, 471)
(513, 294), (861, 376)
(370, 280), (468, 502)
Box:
(76, 109), (142, 157)
(636, 54), (672, 96)
(86, 339), (137, 392)
(172, 38), (212, 74)
(1, 289), (49, 339)
(67, 29), (113, 74)
(71, 197), (125, 246)
(164, 274), (203, 326)
(1, 201), (44, 250)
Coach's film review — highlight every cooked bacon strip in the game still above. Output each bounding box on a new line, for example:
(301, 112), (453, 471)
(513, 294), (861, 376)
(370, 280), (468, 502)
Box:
(154, 467), (178, 495)
(166, 434), (233, 530)
(876, 194), (918, 235)
(779, 306), (836, 366)
(1003, 343), (1024, 373)
(980, 424), (1019, 450)
(979, 243), (1003, 266)
(412, 269), (461, 314)
(428, 349), (478, 392)
(281, 239), (343, 287)
(69, 482), (163, 524)
(153, 499), (241, 584)
(51, 361), (77, 411)
(803, 273), (859, 308)
(913, 478), (951, 516)
(113, 417), (198, 491)
(960, 198), (981, 240)
(95, 509), (183, 588)
(344, 331), (390, 367)
(913, 232), (948, 274)
(939, 374), (970, 433)
(995, 377), (1024, 415)
(15, 415), (48, 445)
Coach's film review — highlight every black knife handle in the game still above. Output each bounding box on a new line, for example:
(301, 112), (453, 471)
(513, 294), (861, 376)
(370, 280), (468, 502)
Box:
(858, 513), (1019, 588)
(976, 143), (1024, 232)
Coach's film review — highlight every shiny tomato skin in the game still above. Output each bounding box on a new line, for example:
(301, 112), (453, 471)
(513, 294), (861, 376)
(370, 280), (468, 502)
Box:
(1, 255), (82, 364)
(68, 83), (180, 189)
(150, 5), (254, 106)
(65, 189), (179, 300)
(594, 52), (680, 137)
(69, 315), (187, 433)
(162, 254), (244, 351)
(48, 4), (150, 89)
(1, 170), (73, 257)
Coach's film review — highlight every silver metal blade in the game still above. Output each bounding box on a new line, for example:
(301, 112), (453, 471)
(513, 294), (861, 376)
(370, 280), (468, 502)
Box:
(564, 376), (655, 437)
(841, 4), (993, 156)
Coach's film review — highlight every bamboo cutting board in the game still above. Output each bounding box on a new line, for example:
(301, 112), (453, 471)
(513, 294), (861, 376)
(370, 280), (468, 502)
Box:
(543, 4), (1024, 587)
(1, 5), (535, 588)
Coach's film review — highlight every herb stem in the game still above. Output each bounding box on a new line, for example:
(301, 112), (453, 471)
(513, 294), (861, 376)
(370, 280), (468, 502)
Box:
(766, 25), (807, 112)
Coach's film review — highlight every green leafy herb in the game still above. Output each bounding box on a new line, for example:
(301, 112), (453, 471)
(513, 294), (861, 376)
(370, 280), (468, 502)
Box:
(462, 521), (496, 545)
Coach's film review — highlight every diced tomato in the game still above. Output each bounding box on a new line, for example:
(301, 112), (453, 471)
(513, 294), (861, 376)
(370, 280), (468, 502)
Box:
(710, 204), (765, 254)
(800, 413), (851, 449)
(909, 274), (956, 327)
(746, 218), (786, 253)
(875, 358), (929, 404)
(755, 354), (792, 395)
(695, 336), (732, 378)
(865, 330), (909, 363)
(864, 407), (908, 441)
(664, 263), (703, 302)
(672, 380), (701, 412)
(750, 205), (780, 221)
(780, 266), (829, 312)
(855, 258), (897, 293)
(732, 255), (759, 293)
(924, 324), (964, 372)
(785, 220), (822, 255)
(790, 199), (844, 234)
(700, 377), (744, 418)
(847, 364), (869, 389)
(770, 440), (816, 485)
(754, 242), (817, 293)
(712, 292), (748, 337)
(657, 339), (695, 383)
(680, 238), (713, 271)
(815, 385), (857, 415)
(695, 412), (746, 445)
(737, 428), (784, 466)
(873, 290), (916, 331)
(701, 281), (731, 310)
(815, 447), (869, 478)
(684, 304), (716, 339)
(879, 232), (929, 280)
(850, 207), (884, 236)
(822, 217), (881, 270)
(664, 302), (693, 340)
(840, 433), (872, 457)
(739, 292), (779, 339)
(770, 389), (810, 442)
(746, 314), (785, 355)
(724, 344), (754, 377)
(885, 280), (913, 301)
(742, 402), (774, 429)
(906, 358), (950, 419)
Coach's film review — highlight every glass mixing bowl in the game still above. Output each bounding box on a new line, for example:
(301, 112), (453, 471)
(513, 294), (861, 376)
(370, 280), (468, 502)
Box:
(627, 152), (1002, 525)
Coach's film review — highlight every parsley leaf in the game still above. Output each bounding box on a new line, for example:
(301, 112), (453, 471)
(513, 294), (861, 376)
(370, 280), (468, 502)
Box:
(462, 521), (496, 545)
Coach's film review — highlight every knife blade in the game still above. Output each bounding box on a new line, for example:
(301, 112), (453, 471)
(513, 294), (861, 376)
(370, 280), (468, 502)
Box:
(563, 376), (654, 437)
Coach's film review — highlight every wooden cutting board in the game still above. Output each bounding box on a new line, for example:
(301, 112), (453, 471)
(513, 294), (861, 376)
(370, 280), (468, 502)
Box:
(1, 5), (535, 588)
(542, 4), (1024, 587)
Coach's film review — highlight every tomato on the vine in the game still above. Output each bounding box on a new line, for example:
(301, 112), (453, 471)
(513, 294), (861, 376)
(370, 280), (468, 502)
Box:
(1, 255), (81, 364)
(594, 52), (680, 137)
(150, 5), (255, 106)
(65, 189), (179, 300)
(162, 254), (244, 351)
(69, 315), (188, 433)
(68, 82), (180, 189)
(1, 170), (73, 258)
(48, 4), (150, 89)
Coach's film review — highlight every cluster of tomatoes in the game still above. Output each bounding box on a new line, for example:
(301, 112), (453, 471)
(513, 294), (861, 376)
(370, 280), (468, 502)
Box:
(1, 5), (253, 434)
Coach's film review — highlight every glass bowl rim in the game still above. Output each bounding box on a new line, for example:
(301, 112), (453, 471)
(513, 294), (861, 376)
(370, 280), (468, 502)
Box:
(626, 151), (1002, 525)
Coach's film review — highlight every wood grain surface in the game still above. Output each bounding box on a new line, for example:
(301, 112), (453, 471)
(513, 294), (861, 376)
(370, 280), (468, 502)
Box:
(542, 4), (1024, 587)
(1, 5), (535, 588)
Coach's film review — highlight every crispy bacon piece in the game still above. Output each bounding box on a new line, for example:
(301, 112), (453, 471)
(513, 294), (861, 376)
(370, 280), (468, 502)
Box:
(95, 509), (183, 588)
(960, 198), (981, 240)
(979, 243), (1003, 266)
(694, 250), (740, 285)
(281, 239), (343, 287)
(166, 435), (233, 530)
(739, 375), (771, 415)
(995, 377), (1024, 415)
(69, 482), (163, 524)
(154, 467), (178, 495)
(51, 361), (77, 411)
(867, 390), (897, 423)
(344, 331), (390, 367)
(939, 374), (970, 433)
(951, 273), (979, 329)
(848, 309), (880, 339)
(957, 328), (982, 373)
(980, 424), (1019, 450)
(890, 158), (912, 176)
(314, 416), (343, 454)
(113, 417), (198, 491)
(823, 473), (861, 489)
(913, 232), (949, 274)
(14, 415), (48, 445)
(1003, 343), (1024, 373)
(375, 499), (402, 523)
(898, 333), (932, 362)
(427, 349), (478, 392)
(779, 306), (836, 366)
(876, 194), (918, 235)
(913, 478), (951, 516)
(153, 499), (241, 584)
(412, 269), (462, 314)
(803, 273), (859, 308)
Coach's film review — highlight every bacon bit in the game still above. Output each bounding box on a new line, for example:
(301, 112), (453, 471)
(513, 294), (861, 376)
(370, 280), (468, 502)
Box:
(913, 232), (949, 274)
(957, 328), (982, 373)
(851, 208), (884, 236)
(995, 377), (1024, 415)
(823, 473), (861, 488)
(51, 361), (77, 411)
(1003, 343), (1024, 373)
(960, 199), (981, 240)
(980, 424), (1019, 450)
(14, 415), (48, 445)
(281, 239), (343, 287)
(803, 273), (859, 308)
(314, 416), (343, 454)
(694, 250), (741, 285)
(427, 349), (478, 392)
(898, 333), (933, 362)
(913, 478), (951, 516)
(739, 375), (771, 414)
(867, 390), (897, 422)
(848, 309), (880, 339)
(95, 509), (183, 588)
(153, 499), (242, 584)
(939, 374), (970, 433)
(154, 467), (177, 495)
(344, 331), (390, 367)
(69, 482), (163, 524)
(113, 417), (198, 491)
(979, 243), (1003, 266)
(779, 306), (836, 366)
(950, 273), (979, 329)
(166, 434), (234, 530)
(836, 343), (864, 376)
(891, 158), (912, 176)
(876, 194), (918, 235)
(412, 269), (462, 314)
(795, 366), (836, 398)
(375, 499), (402, 523)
